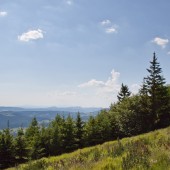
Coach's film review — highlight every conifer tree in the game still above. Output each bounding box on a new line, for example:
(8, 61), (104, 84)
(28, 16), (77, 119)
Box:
(141, 52), (170, 129)
(96, 110), (112, 142)
(25, 117), (45, 159)
(62, 115), (76, 152)
(30, 133), (45, 160)
(75, 112), (84, 148)
(49, 117), (63, 155)
(14, 127), (28, 162)
(0, 128), (15, 168)
(25, 117), (39, 140)
(117, 83), (131, 102)
(84, 116), (100, 146)
(39, 124), (52, 157)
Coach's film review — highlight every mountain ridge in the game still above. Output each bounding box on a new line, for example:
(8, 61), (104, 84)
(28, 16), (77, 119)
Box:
(0, 106), (102, 129)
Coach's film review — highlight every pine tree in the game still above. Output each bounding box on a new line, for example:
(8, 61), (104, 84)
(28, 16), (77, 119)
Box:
(96, 110), (112, 142)
(141, 52), (170, 129)
(117, 83), (131, 102)
(30, 133), (45, 160)
(25, 117), (45, 159)
(75, 112), (84, 148)
(40, 125), (51, 157)
(0, 128), (15, 168)
(14, 128), (28, 162)
(62, 115), (76, 152)
(49, 121), (63, 155)
(84, 116), (100, 146)
(25, 117), (39, 140)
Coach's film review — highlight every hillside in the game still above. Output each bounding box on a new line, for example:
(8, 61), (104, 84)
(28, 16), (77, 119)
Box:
(8, 126), (170, 170)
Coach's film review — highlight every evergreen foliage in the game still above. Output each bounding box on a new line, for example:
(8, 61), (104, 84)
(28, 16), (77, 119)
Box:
(75, 112), (84, 148)
(62, 115), (76, 152)
(51, 115), (65, 155)
(140, 52), (170, 130)
(0, 128), (15, 169)
(14, 128), (28, 162)
(84, 116), (100, 146)
(117, 83), (131, 101)
(25, 117), (45, 160)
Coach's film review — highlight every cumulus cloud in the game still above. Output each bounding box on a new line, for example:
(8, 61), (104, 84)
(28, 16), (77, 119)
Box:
(79, 69), (120, 93)
(0, 11), (7, 17)
(101, 19), (111, 26)
(152, 37), (169, 48)
(18, 29), (44, 42)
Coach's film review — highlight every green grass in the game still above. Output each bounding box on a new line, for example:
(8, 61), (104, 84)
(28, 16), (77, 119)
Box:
(8, 126), (170, 170)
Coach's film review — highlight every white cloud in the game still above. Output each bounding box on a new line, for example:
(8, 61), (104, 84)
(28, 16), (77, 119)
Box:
(101, 19), (111, 26)
(100, 19), (118, 34)
(105, 26), (117, 34)
(152, 37), (169, 48)
(79, 69), (120, 93)
(78, 79), (105, 88)
(0, 11), (7, 17)
(77, 70), (121, 106)
(104, 70), (120, 92)
(167, 51), (170, 55)
(18, 29), (44, 42)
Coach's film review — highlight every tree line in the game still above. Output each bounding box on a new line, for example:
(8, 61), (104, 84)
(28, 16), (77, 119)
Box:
(0, 53), (170, 169)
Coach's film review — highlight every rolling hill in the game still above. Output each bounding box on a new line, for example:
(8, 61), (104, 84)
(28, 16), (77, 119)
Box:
(0, 107), (101, 129)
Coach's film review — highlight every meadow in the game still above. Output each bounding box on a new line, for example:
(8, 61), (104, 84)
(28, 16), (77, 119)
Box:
(8, 126), (170, 170)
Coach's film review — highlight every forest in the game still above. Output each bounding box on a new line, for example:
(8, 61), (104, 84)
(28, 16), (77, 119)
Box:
(0, 53), (170, 169)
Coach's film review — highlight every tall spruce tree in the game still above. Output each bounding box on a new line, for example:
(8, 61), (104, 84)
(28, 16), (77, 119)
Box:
(117, 83), (131, 102)
(62, 115), (76, 152)
(14, 128), (28, 162)
(0, 128), (15, 168)
(49, 115), (64, 155)
(84, 116), (100, 146)
(141, 52), (170, 129)
(25, 117), (45, 160)
(75, 112), (84, 148)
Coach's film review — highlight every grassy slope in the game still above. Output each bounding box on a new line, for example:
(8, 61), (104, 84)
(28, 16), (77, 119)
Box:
(9, 126), (170, 170)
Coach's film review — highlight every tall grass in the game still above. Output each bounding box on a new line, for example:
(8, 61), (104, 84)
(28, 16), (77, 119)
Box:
(8, 126), (170, 170)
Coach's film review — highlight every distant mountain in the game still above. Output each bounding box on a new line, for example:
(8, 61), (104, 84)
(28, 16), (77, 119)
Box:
(44, 107), (103, 113)
(0, 106), (26, 112)
(0, 106), (102, 129)
(0, 106), (102, 112)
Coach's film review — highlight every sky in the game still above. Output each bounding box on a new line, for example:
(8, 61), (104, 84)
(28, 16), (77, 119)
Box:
(0, 0), (170, 108)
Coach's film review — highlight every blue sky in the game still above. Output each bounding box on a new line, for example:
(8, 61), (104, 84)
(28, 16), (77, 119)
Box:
(0, 0), (170, 107)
